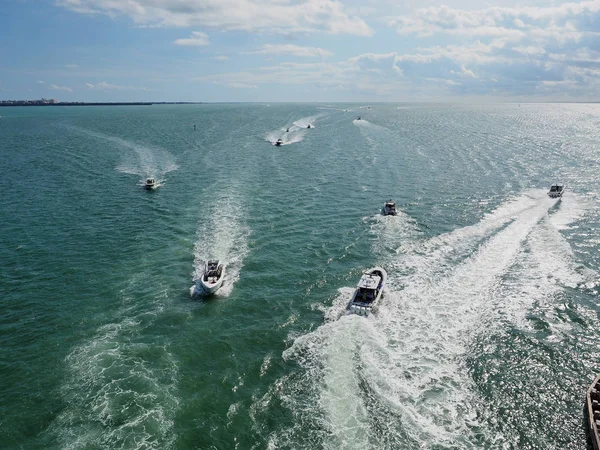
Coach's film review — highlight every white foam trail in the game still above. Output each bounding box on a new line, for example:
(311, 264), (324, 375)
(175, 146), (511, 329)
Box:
(190, 188), (250, 297)
(51, 305), (178, 449)
(67, 126), (178, 179)
(497, 194), (597, 331)
(367, 210), (421, 255)
(267, 190), (579, 449)
(548, 191), (590, 230)
(265, 127), (306, 146)
(393, 191), (544, 284)
(352, 119), (387, 131)
(293, 114), (322, 129)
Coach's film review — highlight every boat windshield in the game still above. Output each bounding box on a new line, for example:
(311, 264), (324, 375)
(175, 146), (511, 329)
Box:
(356, 287), (376, 302)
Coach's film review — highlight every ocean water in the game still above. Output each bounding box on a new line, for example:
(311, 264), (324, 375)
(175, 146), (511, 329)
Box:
(1, 103), (600, 449)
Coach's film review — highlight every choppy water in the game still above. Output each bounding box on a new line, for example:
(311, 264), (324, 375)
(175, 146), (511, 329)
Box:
(1, 103), (600, 449)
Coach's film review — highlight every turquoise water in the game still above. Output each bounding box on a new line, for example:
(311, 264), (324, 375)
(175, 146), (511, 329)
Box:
(1, 103), (600, 449)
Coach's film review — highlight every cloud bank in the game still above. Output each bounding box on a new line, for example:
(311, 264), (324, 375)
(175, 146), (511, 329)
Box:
(57, 0), (373, 36)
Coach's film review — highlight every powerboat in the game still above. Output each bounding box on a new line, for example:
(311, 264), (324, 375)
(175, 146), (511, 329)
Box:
(357, 116), (361, 120)
(548, 184), (564, 198)
(286, 128), (290, 132)
(307, 124), (312, 129)
(347, 267), (387, 316)
(198, 260), (225, 294)
(275, 138), (283, 146)
(145, 178), (157, 190)
(382, 200), (397, 216)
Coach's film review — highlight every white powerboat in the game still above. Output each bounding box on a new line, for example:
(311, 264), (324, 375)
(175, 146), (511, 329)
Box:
(347, 267), (387, 316)
(198, 260), (225, 294)
(307, 124), (312, 129)
(382, 200), (397, 216)
(145, 178), (157, 190)
(548, 184), (564, 198)
(275, 138), (283, 146)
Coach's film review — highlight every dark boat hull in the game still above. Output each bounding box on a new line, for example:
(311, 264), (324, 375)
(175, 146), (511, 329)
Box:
(586, 374), (600, 450)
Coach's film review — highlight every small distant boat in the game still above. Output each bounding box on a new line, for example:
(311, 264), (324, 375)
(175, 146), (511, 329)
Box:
(357, 116), (361, 120)
(145, 178), (157, 190)
(198, 260), (225, 294)
(548, 183), (564, 198)
(382, 200), (397, 216)
(307, 124), (312, 129)
(347, 267), (387, 316)
(586, 374), (600, 450)
(286, 128), (290, 132)
(275, 138), (283, 146)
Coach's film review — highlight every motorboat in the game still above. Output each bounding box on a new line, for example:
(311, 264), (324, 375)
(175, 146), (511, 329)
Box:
(198, 260), (225, 294)
(382, 200), (397, 216)
(307, 124), (312, 129)
(548, 183), (564, 198)
(347, 267), (387, 316)
(145, 178), (157, 190)
(357, 116), (361, 120)
(286, 128), (290, 132)
(275, 138), (283, 146)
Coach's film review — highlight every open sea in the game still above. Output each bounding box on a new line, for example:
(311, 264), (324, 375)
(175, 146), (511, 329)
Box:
(1, 103), (600, 449)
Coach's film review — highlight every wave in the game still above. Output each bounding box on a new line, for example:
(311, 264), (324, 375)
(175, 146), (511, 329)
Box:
(253, 190), (591, 449)
(190, 188), (250, 297)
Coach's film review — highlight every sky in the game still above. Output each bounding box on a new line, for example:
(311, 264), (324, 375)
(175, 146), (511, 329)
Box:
(1, 0), (600, 102)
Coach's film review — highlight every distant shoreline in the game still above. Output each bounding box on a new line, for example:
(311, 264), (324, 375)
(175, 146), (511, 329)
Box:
(0, 102), (202, 107)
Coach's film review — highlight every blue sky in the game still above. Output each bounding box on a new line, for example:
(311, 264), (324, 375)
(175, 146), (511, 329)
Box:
(1, 0), (600, 102)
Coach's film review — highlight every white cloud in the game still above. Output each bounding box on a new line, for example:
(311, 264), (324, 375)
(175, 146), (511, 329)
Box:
(37, 80), (45, 84)
(213, 55), (229, 61)
(50, 84), (73, 93)
(451, 65), (478, 78)
(57, 0), (373, 36)
(174, 31), (209, 47)
(85, 81), (150, 91)
(245, 44), (333, 58)
(386, 0), (600, 42)
(513, 46), (546, 56)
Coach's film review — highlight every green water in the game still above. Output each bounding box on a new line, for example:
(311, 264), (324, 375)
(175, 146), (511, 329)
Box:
(1, 103), (599, 449)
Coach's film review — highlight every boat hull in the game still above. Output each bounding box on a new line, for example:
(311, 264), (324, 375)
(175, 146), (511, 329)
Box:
(199, 278), (224, 294)
(586, 374), (600, 450)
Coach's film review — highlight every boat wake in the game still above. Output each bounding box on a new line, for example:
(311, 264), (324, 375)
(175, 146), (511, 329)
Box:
(47, 281), (178, 449)
(293, 114), (322, 129)
(190, 189), (250, 297)
(353, 118), (387, 131)
(265, 128), (306, 146)
(367, 209), (421, 256)
(251, 190), (593, 449)
(68, 126), (178, 181)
